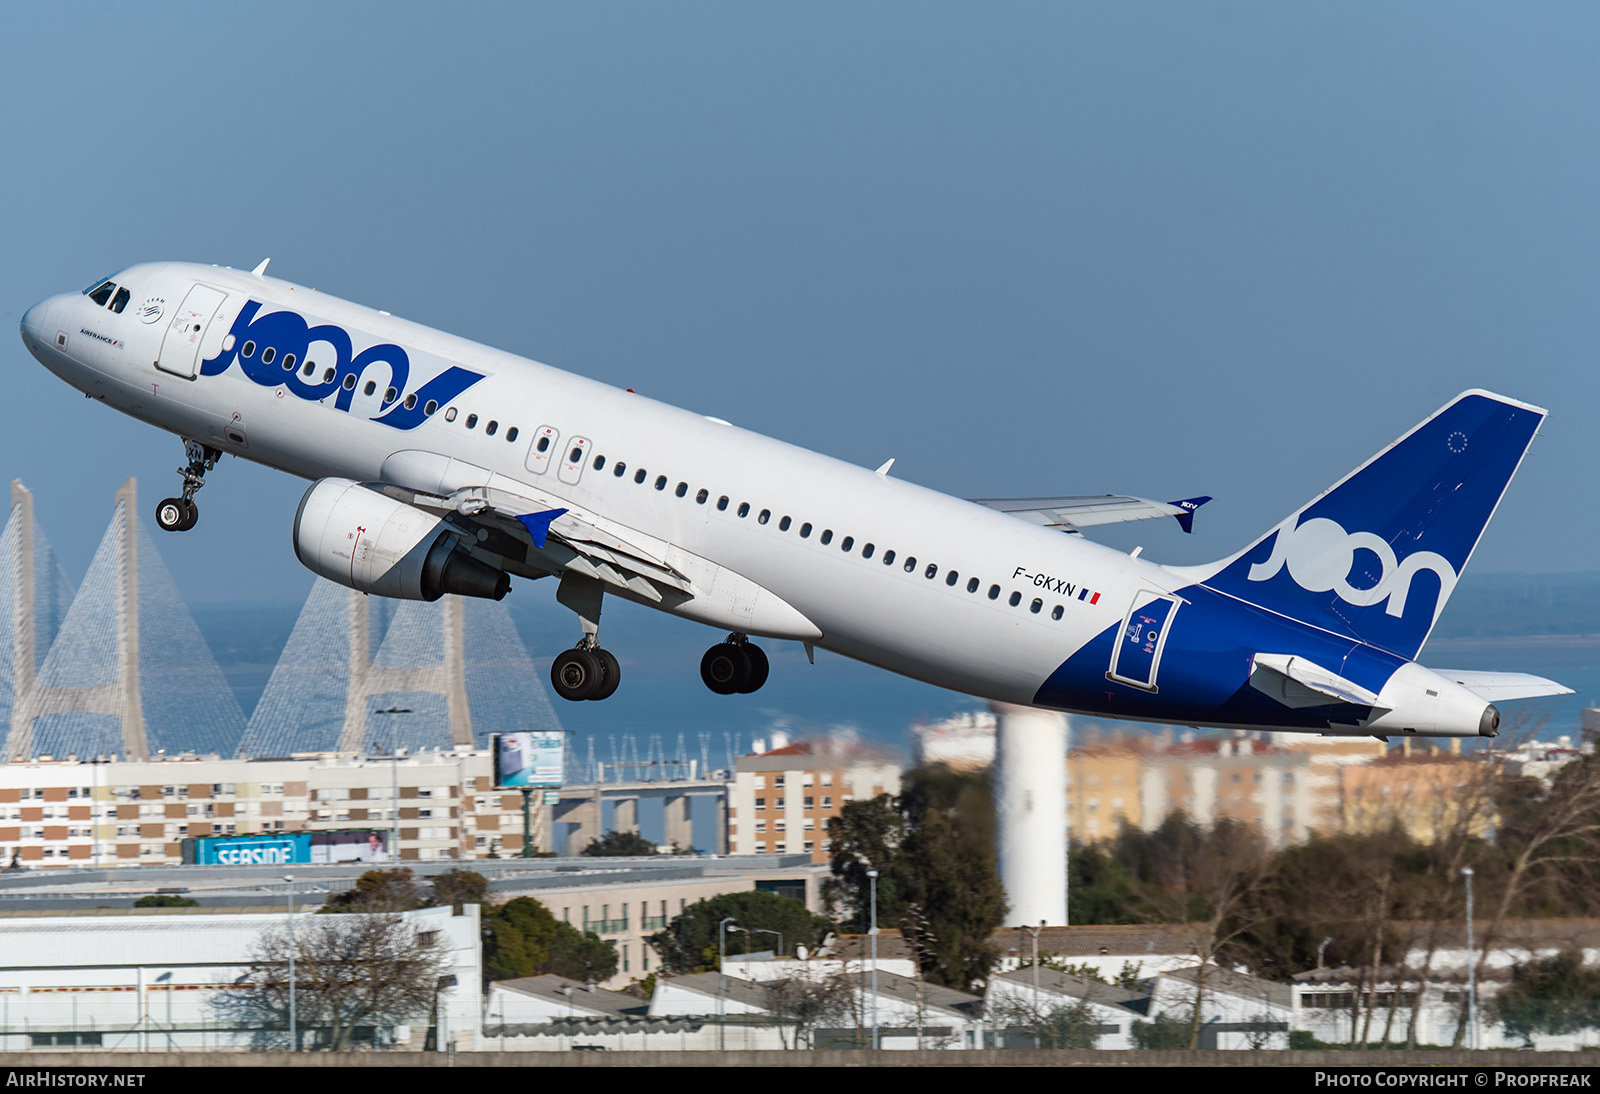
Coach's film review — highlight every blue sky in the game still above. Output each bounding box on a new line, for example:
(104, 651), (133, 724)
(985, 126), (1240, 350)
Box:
(4, 2), (1596, 614)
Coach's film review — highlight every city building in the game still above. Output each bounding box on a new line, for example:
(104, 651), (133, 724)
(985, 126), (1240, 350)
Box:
(727, 735), (900, 862)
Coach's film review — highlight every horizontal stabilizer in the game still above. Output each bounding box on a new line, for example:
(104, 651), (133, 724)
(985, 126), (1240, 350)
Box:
(1249, 652), (1384, 709)
(973, 494), (1210, 535)
(1431, 669), (1575, 702)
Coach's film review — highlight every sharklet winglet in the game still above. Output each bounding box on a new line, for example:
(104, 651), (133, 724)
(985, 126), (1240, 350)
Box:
(1168, 495), (1212, 535)
(515, 508), (568, 549)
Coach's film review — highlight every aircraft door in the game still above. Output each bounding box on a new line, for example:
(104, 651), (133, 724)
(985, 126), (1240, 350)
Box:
(156, 284), (228, 379)
(557, 437), (591, 485)
(525, 425), (559, 474)
(1106, 592), (1182, 692)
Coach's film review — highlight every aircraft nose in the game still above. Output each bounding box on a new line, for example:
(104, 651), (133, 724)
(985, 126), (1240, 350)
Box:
(19, 300), (44, 349)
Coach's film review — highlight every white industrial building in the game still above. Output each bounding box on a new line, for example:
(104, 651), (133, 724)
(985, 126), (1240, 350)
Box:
(0, 904), (481, 1051)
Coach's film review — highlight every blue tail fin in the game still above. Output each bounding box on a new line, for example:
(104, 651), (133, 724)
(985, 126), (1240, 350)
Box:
(1198, 390), (1546, 660)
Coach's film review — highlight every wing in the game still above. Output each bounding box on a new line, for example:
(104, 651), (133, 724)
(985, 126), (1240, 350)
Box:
(391, 480), (693, 604)
(971, 494), (1212, 535)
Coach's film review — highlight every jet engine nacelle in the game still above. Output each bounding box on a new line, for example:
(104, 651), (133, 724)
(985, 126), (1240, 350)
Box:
(293, 478), (511, 602)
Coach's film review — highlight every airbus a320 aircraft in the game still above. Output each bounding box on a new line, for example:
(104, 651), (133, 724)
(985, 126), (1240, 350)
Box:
(20, 261), (1569, 737)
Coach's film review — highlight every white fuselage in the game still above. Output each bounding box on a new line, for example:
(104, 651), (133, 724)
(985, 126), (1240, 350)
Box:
(22, 260), (1526, 737)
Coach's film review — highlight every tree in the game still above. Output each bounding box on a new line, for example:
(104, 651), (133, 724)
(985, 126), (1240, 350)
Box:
(649, 890), (833, 972)
(429, 869), (487, 912)
(987, 994), (1102, 1049)
(213, 914), (448, 1050)
(481, 896), (617, 984)
(825, 765), (1008, 993)
(581, 830), (660, 857)
(320, 868), (425, 914)
(134, 893), (198, 907)
(1495, 949), (1600, 1046)
(765, 971), (856, 1049)
(822, 794), (905, 929)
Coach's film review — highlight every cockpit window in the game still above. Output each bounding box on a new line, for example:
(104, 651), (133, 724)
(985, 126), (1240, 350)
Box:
(109, 287), (130, 314)
(85, 280), (116, 307)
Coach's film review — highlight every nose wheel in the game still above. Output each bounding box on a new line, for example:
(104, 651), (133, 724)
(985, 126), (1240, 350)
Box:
(701, 637), (769, 695)
(157, 439), (220, 533)
(155, 497), (199, 532)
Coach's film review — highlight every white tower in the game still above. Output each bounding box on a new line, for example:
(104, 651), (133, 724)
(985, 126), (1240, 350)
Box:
(990, 701), (1069, 926)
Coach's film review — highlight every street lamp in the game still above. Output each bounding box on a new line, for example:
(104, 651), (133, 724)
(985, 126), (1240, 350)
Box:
(867, 869), (879, 1050)
(718, 915), (737, 1050)
(1462, 866), (1477, 1050)
(1019, 922), (1044, 1012)
(284, 875), (297, 1052)
(747, 927), (783, 959)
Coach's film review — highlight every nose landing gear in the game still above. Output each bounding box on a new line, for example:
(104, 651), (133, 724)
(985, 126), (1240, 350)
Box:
(700, 636), (769, 695)
(155, 439), (220, 533)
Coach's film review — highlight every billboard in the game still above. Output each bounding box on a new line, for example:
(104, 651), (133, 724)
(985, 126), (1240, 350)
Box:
(494, 731), (565, 788)
(183, 830), (389, 866)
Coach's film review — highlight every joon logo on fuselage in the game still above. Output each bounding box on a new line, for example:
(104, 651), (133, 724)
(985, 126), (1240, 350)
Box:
(200, 300), (484, 430)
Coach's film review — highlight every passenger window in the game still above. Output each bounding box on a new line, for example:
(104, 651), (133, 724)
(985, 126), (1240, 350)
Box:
(593, 455), (605, 471)
(1051, 605), (1064, 621)
(841, 536), (854, 552)
(635, 469), (647, 484)
(717, 496), (729, 510)
(466, 413), (478, 429)
(262, 347), (276, 365)
(861, 542), (873, 558)
(800, 523), (812, 538)
(758, 509), (771, 524)
(538, 436), (551, 453)
(384, 387), (397, 404)
(697, 489), (709, 504)
(945, 570), (958, 586)
(779, 516), (791, 531)
(325, 368), (337, 383)
(86, 280), (116, 306)
(426, 400), (439, 415)
(737, 502), (750, 518)
(967, 578), (980, 593)
(820, 529), (832, 545)
(486, 420), (498, 436)
(883, 550), (895, 565)
(988, 585), (1000, 600)
(904, 557), (917, 573)
(283, 353), (296, 372)
(405, 394), (418, 410)
(1030, 598), (1043, 614)
(343, 375), (357, 390)
(444, 407), (456, 421)
(303, 362), (314, 377)
(506, 426), (518, 441)
(1009, 592), (1022, 607)
(655, 476), (667, 491)
(614, 462), (627, 477)
(241, 341), (256, 358)
(569, 446), (582, 463)
(675, 482), (688, 498)
(365, 381), (377, 396)
(110, 287), (130, 313)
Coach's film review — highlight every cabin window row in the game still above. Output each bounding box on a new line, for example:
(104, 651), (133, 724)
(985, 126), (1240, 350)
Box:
(576, 450), (1073, 624)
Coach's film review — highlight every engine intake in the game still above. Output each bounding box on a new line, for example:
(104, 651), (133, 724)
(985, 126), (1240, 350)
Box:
(293, 478), (510, 602)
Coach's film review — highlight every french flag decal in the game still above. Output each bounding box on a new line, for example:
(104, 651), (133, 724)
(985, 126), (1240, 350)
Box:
(1078, 588), (1101, 605)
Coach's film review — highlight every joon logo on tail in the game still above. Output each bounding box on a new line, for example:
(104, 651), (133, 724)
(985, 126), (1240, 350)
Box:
(201, 300), (484, 430)
(1247, 516), (1457, 620)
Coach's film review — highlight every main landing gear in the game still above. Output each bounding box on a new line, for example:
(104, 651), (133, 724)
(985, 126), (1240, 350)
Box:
(155, 439), (220, 533)
(550, 643), (622, 703)
(700, 636), (769, 695)
(549, 573), (623, 702)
